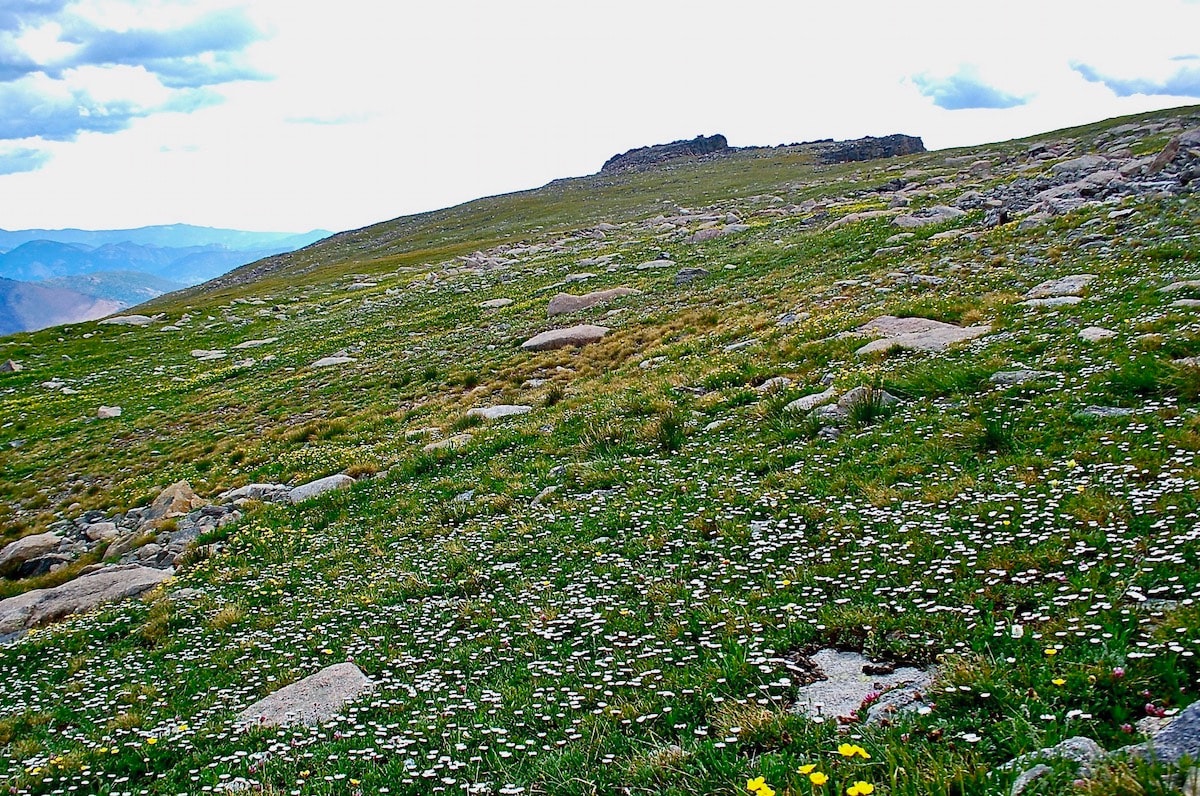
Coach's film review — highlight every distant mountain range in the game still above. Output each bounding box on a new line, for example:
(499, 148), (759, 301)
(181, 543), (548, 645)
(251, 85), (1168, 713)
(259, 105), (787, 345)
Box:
(0, 224), (329, 334)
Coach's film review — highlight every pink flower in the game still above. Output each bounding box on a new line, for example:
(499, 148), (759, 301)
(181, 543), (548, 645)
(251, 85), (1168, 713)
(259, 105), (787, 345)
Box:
(1112, 667), (1125, 679)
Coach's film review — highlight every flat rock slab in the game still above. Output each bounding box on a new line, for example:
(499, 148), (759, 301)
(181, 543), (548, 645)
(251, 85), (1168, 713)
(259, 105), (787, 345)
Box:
(636, 259), (674, 270)
(191, 349), (227, 360)
(1020, 296), (1083, 308)
(1080, 326), (1117, 342)
(1160, 280), (1200, 293)
(521, 324), (610, 351)
(854, 315), (990, 355)
(792, 649), (935, 721)
(480, 298), (514, 309)
(99, 315), (153, 326)
(892, 205), (966, 228)
(236, 662), (374, 728)
(1025, 274), (1096, 299)
(991, 370), (1057, 386)
(311, 356), (355, 368)
(97, 406), (122, 419)
(467, 405), (533, 420)
(0, 564), (171, 634)
(233, 338), (278, 349)
(825, 209), (900, 230)
(785, 387), (837, 413)
(547, 288), (640, 317)
(0, 533), (63, 578)
(289, 474), (354, 504)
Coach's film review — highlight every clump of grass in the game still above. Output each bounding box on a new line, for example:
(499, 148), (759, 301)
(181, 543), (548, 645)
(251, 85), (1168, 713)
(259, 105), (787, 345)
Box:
(208, 603), (245, 631)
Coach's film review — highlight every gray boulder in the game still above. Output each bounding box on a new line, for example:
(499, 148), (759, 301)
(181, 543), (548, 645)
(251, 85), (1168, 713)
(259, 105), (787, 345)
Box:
(784, 387), (837, 414)
(1145, 700), (1200, 764)
(0, 533), (63, 578)
(467, 405), (533, 421)
(236, 662), (374, 728)
(674, 267), (710, 285)
(521, 325), (610, 351)
(288, 474), (355, 504)
(1025, 274), (1096, 299)
(98, 314), (153, 326)
(0, 564), (171, 634)
(546, 288), (640, 317)
(853, 315), (991, 355)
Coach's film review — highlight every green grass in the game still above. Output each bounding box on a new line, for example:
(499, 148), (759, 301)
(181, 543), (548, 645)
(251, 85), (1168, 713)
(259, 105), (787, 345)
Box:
(0, 104), (1199, 796)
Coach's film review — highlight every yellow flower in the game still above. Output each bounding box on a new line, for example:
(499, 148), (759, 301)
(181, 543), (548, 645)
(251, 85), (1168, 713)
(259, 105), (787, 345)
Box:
(1045, 648), (1058, 656)
(145, 737), (157, 745)
(847, 782), (875, 796)
(748, 777), (767, 793)
(837, 743), (871, 759)
(810, 771), (829, 786)
(350, 779), (361, 786)
(1052, 678), (1066, 686)
(321, 648), (333, 655)
(798, 764), (817, 774)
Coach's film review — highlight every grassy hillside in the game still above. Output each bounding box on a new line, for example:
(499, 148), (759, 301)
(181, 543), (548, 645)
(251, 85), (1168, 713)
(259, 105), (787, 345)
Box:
(0, 105), (1199, 795)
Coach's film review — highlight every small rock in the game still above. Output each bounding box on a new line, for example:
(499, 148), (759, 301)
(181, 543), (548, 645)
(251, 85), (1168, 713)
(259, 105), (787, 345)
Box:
(288, 474), (355, 504)
(97, 405), (122, 419)
(1081, 405), (1135, 418)
(1025, 274), (1096, 299)
(547, 288), (640, 317)
(310, 356), (355, 368)
(0, 359), (21, 372)
(98, 314), (153, 326)
(1010, 764), (1052, 796)
(190, 349), (227, 360)
(85, 522), (119, 541)
(674, 267), (710, 285)
(143, 481), (205, 522)
(236, 662), (374, 728)
(531, 485), (560, 507)
(467, 405), (533, 420)
(1020, 296), (1084, 308)
(423, 434), (473, 453)
(990, 370), (1056, 386)
(521, 325), (610, 352)
(784, 387), (837, 413)
(636, 259), (674, 270)
(480, 298), (514, 309)
(232, 338), (278, 349)
(1079, 326), (1116, 342)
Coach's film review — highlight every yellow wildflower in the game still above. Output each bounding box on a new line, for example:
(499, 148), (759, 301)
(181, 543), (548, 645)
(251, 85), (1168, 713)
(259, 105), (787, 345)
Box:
(1052, 678), (1066, 686)
(798, 764), (817, 774)
(811, 771), (829, 786)
(847, 782), (875, 796)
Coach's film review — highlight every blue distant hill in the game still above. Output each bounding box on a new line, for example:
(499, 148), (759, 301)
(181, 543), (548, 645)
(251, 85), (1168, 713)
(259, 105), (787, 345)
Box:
(0, 224), (330, 334)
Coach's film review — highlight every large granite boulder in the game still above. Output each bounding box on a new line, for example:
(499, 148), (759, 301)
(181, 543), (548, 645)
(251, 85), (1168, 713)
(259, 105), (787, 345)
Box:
(547, 288), (640, 317)
(236, 662), (374, 728)
(0, 564), (171, 634)
(0, 533), (62, 579)
(142, 481), (206, 522)
(288, 474), (354, 504)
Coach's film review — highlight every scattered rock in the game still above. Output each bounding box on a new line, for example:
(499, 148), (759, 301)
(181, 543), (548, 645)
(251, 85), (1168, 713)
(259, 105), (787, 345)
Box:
(1000, 736), (1106, 787)
(547, 288), (640, 316)
(84, 521), (119, 541)
(521, 325), (610, 351)
(825, 209), (900, 230)
(98, 315), (153, 326)
(480, 298), (514, 309)
(531, 485), (560, 507)
(288, 474), (355, 504)
(1143, 699), (1200, 765)
(0, 533), (63, 579)
(0, 564), (171, 634)
(1171, 299), (1200, 308)
(756, 377), (793, 393)
(891, 205), (966, 228)
(1020, 296), (1084, 308)
(990, 370), (1056, 386)
(311, 356), (355, 368)
(1, 359), (21, 372)
(791, 648), (935, 722)
(423, 434), (473, 453)
(636, 259), (674, 270)
(1081, 405), (1135, 418)
(97, 405), (122, 419)
(233, 338), (278, 349)
(467, 405), (533, 420)
(190, 349), (227, 360)
(1010, 764), (1052, 796)
(1079, 326), (1117, 342)
(143, 481), (205, 522)
(784, 387), (837, 413)
(674, 267), (710, 285)
(853, 315), (991, 355)
(563, 273), (595, 283)
(236, 662), (374, 728)
(221, 483), (291, 503)
(1025, 274), (1096, 299)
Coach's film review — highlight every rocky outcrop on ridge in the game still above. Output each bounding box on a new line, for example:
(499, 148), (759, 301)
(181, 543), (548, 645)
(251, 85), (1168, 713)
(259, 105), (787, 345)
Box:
(601, 134), (730, 172)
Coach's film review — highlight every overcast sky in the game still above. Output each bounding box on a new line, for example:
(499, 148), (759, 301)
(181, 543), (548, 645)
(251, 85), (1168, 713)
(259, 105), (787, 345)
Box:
(0, 0), (1198, 234)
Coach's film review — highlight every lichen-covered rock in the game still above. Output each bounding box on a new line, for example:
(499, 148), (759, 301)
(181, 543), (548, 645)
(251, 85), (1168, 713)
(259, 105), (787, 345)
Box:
(853, 316), (991, 355)
(521, 325), (610, 351)
(546, 288), (640, 317)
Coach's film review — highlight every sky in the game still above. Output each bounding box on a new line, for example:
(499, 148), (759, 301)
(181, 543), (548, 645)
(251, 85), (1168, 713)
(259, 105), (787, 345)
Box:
(0, 0), (1198, 235)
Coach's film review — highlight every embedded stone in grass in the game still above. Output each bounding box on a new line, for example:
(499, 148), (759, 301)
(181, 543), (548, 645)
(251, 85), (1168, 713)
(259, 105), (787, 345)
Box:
(288, 474), (355, 504)
(310, 355), (355, 368)
(853, 315), (991, 355)
(674, 267), (709, 285)
(990, 370), (1057, 386)
(1024, 274), (1096, 299)
(784, 387), (836, 413)
(521, 324), (610, 351)
(0, 564), (171, 634)
(422, 433), (473, 453)
(236, 662), (374, 728)
(220, 483), (290, 502)
(0, 532), (63, 579)
(547, 288), (640, 317)
(97, 405), (122, 418)
(190, 349), (227, 360)
(1, 359), (20, 372)
(480, 298), (514, 309)
(467, 405), (533, 421)
(1159, 280), (1200, 293)
(891, 205), (966, 228)
(232, 338), (278, 349)
(1170, 298), (1200, 308)
(1020, 296), (1083, 308)
(636, 259), (674, 270)
(563, 273), (596, 283)
(791, 649), (935, 723)
(98, 314), (153, 326)
(1079, 326), (1117, 342)
(1142, 699), (1200, 764)
(824, 209), (900, 230)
